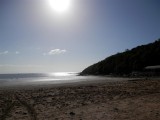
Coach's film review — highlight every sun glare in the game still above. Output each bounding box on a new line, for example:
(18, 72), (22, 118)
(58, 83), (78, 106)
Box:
(49, 0), (71, 13)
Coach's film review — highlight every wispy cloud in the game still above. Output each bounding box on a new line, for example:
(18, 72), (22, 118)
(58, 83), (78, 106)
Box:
(44, 49), (67, 56)
(15, 51), (20, 54)
(0, 51), (9, 55)
(0, 51), (21, 55)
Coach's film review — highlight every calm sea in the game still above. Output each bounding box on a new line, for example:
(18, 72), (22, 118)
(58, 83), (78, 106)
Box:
(0, 72), (133, 87)
(0, 72), (112, 87)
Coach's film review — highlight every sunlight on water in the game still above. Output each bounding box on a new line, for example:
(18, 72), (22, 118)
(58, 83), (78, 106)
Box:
(0, 72), (133, 87)
(49, 72), (77, 77)
(37, 72), (79, 81)
(0, 72), (79, 87)
(49, 72), (73, 77)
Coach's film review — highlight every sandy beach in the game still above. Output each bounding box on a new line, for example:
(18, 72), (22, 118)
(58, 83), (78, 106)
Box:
(0, 78), (160, 120)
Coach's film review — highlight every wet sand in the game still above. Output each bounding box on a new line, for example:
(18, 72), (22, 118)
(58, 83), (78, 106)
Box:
(0, 78), (160, 120)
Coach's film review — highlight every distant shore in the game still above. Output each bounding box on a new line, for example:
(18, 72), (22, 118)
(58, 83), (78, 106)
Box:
(0, 78), (160, 120)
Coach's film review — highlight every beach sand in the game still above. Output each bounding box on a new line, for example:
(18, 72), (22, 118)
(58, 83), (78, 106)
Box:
(0, 78), (160, 120)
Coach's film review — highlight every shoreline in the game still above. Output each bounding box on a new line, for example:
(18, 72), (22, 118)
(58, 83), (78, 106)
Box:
(0, 78), (160, 120)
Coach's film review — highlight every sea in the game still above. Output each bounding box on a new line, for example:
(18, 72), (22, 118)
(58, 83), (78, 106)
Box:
(0, 72), (131, 88)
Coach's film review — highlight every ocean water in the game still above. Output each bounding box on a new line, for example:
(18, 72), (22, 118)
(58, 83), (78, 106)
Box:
(0, 72), (132, 87)
(0, 72), (110, 87)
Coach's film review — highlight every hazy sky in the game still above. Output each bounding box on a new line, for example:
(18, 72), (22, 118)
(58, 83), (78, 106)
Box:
(0, 0), (160, 73)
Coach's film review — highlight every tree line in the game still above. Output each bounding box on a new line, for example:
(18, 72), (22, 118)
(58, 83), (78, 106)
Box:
(81, 39), (160, 75)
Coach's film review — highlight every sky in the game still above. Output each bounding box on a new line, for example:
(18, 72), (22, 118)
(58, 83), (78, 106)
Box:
(0, 0), (160, 73)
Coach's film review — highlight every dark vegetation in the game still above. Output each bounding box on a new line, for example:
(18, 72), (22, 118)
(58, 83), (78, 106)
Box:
(81, 39), (160, 75)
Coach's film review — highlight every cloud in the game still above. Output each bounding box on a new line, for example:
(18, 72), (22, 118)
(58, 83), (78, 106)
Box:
(0, 51), (9, 55)
(0, 51), (21, 55)
(15, 51), (20, 54)
(47, 49), (67, 55)
(49, 49), (66, 55)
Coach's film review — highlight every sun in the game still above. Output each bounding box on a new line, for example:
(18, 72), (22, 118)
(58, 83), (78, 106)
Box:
(48, 0), (71, 13)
